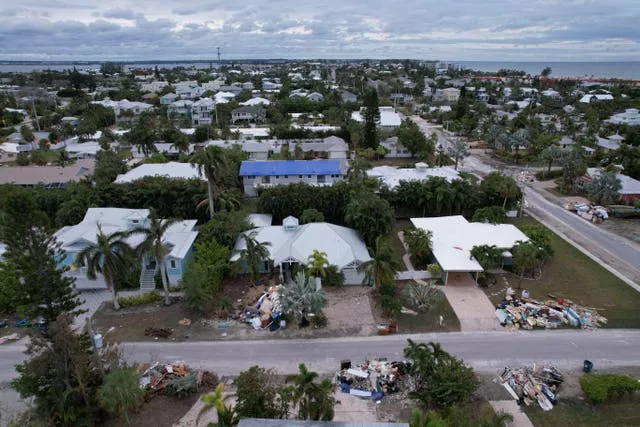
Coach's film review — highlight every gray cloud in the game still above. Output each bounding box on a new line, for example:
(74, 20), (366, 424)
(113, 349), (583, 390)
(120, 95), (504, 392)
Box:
(0, 0), (638, 60)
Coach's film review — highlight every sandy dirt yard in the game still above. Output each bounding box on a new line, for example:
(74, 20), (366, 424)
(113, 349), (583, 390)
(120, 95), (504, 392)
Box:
(92, 285), (377, 343)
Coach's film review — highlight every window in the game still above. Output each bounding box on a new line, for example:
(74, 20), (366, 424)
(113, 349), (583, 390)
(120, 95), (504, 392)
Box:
(132, 219), (139, 224)
(263, 176), (270, 184)
(308, 175), (312, 178)
(298, 175), (303, 178)
(275, 175), (280, 179)
(317, 175), (326, 184)
(170, 260), (176, 269)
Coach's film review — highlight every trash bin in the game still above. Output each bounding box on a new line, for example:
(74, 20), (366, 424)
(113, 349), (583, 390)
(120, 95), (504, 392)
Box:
(583, 360), (593, 373)
(93, 333), (103, 350)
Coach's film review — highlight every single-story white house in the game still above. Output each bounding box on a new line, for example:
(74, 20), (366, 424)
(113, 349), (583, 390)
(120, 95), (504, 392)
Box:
(368, 163), (460, 189)
(114, 161), (205, 183)
(231, 216), (371, 285)
(410, 215), (529, 284)
(55, 208), (199, 290)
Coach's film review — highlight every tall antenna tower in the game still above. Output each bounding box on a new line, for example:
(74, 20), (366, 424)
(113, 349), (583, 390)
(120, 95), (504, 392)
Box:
(217, 47), (221, 70)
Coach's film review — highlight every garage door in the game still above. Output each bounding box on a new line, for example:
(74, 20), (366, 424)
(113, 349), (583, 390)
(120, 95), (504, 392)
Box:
(342, 268), (364, 285)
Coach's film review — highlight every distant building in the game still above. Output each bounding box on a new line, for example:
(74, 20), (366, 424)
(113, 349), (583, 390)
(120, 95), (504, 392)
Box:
(239, 159), (346, 197)
(90, 99), (153, 122)
(160, 93), (179, 105)
(607, 108), (640, 126)
(168, 100), (194, 120)
(231, 105), (266, 124)
(350, 106), (402, 129)
(192, 98), (216, 126)
(0, 159), (94, 188)
(433, 88), (461, 103)
(340, 91), (358, 103)
(380, 136), (410, 158)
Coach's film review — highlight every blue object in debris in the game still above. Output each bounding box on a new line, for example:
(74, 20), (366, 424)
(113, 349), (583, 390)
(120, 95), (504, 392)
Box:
(371, 391), (384, 401)
(583, 360), (594, 373)
(340, 383), (350, 393)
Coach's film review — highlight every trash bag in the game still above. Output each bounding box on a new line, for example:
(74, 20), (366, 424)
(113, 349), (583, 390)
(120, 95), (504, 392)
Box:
(583, 360), (593, 373)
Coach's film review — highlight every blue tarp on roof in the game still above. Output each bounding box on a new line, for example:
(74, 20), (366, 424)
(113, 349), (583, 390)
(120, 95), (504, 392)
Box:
(239, 160), (341, 176)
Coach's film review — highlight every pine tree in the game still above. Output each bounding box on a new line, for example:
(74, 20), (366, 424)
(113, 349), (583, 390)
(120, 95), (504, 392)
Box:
(8, 227), (84, 324)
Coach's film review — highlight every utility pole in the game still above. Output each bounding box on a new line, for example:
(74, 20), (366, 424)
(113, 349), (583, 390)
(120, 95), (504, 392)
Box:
(217, 47), (221, 71)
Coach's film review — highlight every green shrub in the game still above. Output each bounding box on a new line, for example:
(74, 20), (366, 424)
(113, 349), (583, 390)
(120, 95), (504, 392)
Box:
(404, 282), (443, 312)
(164, 373), (198, 398)
(324, 265), (345, 287)
(117, 291), (162, 308)
(580, 374), (640, 404)
(535, 169), (564, 181)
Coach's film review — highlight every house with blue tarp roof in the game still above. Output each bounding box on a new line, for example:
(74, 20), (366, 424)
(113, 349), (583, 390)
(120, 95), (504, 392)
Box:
(239, 159), (346, 197)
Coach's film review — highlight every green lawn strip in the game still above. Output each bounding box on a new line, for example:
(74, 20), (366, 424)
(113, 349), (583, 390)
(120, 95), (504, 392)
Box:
(396, 296), (461, 333)
(499, 216), (640, 328)
(524, 399), (640, 427)
(388, 219), (410, 269)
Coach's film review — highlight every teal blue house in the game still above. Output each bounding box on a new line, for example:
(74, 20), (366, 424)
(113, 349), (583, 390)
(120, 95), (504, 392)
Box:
(54, 208), (198, 290)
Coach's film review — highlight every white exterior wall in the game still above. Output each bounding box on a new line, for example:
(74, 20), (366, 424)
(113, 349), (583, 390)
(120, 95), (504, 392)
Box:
(242, 174), (344, 197)
(328, 151), (347, 159)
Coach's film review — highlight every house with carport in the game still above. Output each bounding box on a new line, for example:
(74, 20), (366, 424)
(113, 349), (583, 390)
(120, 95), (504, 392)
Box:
(410, 215), (529, 284)
(231, 215), (371, 285)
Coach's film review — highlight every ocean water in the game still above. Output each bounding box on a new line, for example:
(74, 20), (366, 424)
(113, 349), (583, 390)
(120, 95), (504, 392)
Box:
(456, 61), (640, 79)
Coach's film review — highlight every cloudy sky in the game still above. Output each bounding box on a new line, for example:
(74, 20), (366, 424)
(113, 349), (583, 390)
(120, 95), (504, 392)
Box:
(1, 0), (639, 61)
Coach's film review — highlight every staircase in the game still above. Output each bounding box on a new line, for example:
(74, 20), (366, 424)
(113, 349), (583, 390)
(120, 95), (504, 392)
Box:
(139, 268), (157, 291)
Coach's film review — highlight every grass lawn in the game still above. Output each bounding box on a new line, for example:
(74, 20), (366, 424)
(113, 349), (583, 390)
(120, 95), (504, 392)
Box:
(396, 292), (461, 333)
(497, 216), (640, 328)
(525, 399), (640, 427)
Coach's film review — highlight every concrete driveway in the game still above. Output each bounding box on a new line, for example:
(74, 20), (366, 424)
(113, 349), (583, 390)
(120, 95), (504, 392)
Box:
(441, 273), (500, 332)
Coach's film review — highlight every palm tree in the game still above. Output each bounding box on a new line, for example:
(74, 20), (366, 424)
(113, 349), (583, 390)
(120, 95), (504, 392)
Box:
(76, 227), (133, 310)
(98, 367), (144, 427)
(199, 384), (238, 427)
(540, 144), (562, 174)
(190, 146), (228, 218)
(56, 149), (72, 167)
(588, 171), (622, 205)
(512, 240), (541, 285)
(409, 408), (447, 427)
(508, 128), (530, 164)
(130, 213), (179, 305)
(358, 236), (402, 291)
(447, 139), (470, 170)
(294, 363), (335, 421)
(196, 188), (242, 215)
(500, 177), (520, 210)
(236, 231), (271, 285)
(279, 272), (327, 322)
(307, 249), (329, 289)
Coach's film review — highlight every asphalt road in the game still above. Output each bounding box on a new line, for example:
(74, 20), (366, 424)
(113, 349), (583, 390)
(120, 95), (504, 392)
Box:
(2, 330), (640, 382)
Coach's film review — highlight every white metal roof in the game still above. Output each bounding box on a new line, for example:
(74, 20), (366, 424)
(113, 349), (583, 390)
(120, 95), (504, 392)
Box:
(586, 168), (640, 195)
(54, 208), (198, 260)
(114, 162), (205, 183)
(241, 97), (271, 106)
(410, 215), (529, 272)
(350, 107), (402, 127)
(368, 165), (460, 189)
(231, 222), (371, 269)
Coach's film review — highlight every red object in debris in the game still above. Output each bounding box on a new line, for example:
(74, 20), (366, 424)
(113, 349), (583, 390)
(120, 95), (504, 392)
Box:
(558, 298), (565, 305)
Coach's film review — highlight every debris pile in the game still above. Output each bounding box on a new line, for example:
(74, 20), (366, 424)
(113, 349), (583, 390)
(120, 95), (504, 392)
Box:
(0, 333), (20, 345)
(495, 289), (607, 329)
(336, 359), (410, 401)
(138, 361), (202, 392)
(499, 365), (564, 411)
(565, 202), (608, 223)
(240, 286), (284, 331)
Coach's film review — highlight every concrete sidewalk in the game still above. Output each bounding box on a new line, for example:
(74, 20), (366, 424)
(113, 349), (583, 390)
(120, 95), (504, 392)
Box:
(489, 400), (535, 427)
